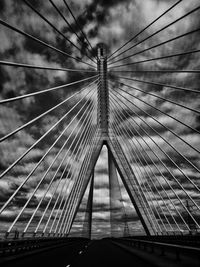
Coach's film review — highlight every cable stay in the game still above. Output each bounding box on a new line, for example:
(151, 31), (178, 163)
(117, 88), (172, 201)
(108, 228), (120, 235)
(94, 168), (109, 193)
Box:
(22, 0), (96, 67)
(0, 79), (98, 181)
(109, 69), (200, 73)
(109, 88), (200, 218)
(110, 83), (200, 177)
(108, 27), (200, 66)
(111, 120), (173, 233)
(116, 81), (200, 115)
(27, 104), (95, 235)
(63, 0), (97, 61)
(108, 3), (200, 63)
(0, 75), (98, 104)
(109, 96), (192, 231)
(0, 60), (97, 73)
(0, 19), (95, 69)
(109, 90), (200, 229)
(5, 91), (96, 234)
(110, 82), (200, 136)
(49, 0), (96, 64)
(62, 129), (99, 236)
(115, 76), (200, 94)
(47, 127), (98, 235)
(107, 0), (182, 60)
(109, 49), (200, 69)
(0, 78), (98, 142)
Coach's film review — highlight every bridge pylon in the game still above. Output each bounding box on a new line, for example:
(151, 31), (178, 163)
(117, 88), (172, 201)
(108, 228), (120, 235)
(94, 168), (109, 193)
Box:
(97, 43), (109, 135)
(67, 44), (156, 237)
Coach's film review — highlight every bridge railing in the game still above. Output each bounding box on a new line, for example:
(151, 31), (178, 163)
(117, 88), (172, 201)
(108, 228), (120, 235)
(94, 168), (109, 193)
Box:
(0, 237), (89, 259)
(112, 236), (200, 264)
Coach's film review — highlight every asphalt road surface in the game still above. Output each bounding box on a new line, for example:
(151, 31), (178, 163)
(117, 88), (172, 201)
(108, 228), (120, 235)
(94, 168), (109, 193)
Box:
(1, 239), (155, 267)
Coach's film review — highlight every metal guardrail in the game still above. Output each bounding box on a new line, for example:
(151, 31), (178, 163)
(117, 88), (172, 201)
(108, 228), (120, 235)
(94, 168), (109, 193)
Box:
(114, 237), (200, 262)
(0, 237), (89, 259)
(122, 235), (200, 247)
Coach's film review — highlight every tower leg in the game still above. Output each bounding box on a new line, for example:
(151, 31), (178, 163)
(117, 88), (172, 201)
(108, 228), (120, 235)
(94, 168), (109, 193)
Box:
(82, 172), (94, 239)
(88, 172), (94, 239)
(108, 150), (120, 237)
(107, 138), (152, 236)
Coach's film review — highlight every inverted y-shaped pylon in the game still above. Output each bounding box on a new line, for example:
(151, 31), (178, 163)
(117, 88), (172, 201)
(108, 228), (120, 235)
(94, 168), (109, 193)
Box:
(66, 44), (160, 237)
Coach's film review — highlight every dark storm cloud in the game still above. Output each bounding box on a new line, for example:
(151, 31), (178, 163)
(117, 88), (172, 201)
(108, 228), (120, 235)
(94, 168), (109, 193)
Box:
(78, 0), (130, 25)
(0, 0), (5, 12)
(71, 0), (131, 51)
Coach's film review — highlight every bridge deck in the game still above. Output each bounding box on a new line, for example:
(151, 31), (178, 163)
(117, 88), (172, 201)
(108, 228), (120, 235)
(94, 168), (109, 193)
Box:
(1, 239), (153, 267)
(2, 238), (200, 267)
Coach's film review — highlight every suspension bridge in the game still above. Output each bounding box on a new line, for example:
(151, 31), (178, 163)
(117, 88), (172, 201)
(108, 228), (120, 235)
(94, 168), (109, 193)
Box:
(0, 0), (200, 266)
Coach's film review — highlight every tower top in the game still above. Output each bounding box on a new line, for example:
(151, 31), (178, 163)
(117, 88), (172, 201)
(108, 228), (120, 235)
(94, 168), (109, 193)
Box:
(96, 43), (109, 135)
(97, 43), (107, 59)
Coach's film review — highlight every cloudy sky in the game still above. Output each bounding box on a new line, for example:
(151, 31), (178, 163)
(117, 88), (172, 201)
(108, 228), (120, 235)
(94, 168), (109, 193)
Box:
(0, 0), (200, 239)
